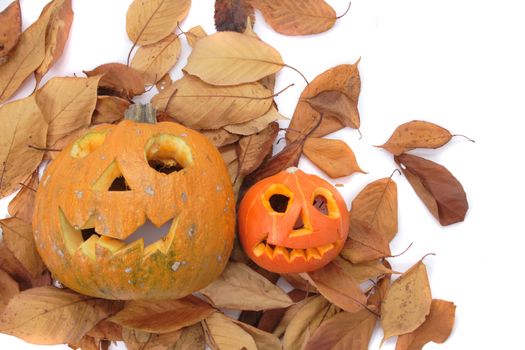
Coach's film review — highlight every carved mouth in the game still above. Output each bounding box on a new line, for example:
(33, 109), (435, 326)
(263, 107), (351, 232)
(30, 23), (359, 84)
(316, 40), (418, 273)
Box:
(252, 238), (335, 262)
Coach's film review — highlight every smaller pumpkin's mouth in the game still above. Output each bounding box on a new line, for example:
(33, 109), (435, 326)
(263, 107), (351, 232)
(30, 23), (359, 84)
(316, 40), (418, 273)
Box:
(252, 238), (336, 262)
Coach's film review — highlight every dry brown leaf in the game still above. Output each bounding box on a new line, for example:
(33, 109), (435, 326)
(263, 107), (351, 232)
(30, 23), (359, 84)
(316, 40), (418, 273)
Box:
(186, 25), (207, 48)
(173, 324), (205, 350)
(396, 299), (456, 350)
(69, 335), (101, 350)
(381, 260), (432, 343)
(379, 120), (454, 156)
(236, 122), (279, 180)
(351, 177), (398, 241)
(272, 293), (311, 338)
(225, 105), (286, 135)
(256, 289), (307, 334)
(126, 0), (191, 46)
(303, 137), (365, 178)
(0, 286), (121, 345)
(0, 268), (19, 314)
(367, 269), (391, 310)
(287, 61), (361, 142)
(84, 63), (144, 99)
(45, 127), (87, 160)
(282, 295), (339, 350)
(110, 295), (214, 334)
(307, 260), (367, 313)
(304, 309), (376, 350)
(0, 217), (46, 278)
(92, 95), (130, 124)
(131, 34), (182, 85)
(341, 219), (392, 263)
(152, 74), (273, 129)
(0, 4), (46, 103)
(34, 0), (74, 86)
(332, 257), (393, 284)
(396, 153), (469, 226)
(86, 320), (123, 341)
(215, 0), (254, 32)
(7, 170), (38, 223)
(155, 73), (172, 92)
(184, 31), (283, 85)
(251, 0), (336, 35)
(124, 329), (182, 350)
(36, 76), (100, 146)
(0, 1), (21, 58)
(203, 312), (257, 350)
(0, 95), (47, 197)
(200, 262), (292, 311)
(201, 128), (240, 148)
(281, 273), (318, 293)
(234, 319), (281, 349)
(306, 89), (359, 129)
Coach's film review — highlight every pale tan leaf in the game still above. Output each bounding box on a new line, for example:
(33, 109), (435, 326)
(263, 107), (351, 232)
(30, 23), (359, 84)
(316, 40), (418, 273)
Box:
(0, 217), (45, 277)
(251, 0), (336, 35)
(332, 257), (394, 284)
(110, 295), (214, 334)
(0, 269), (19, 314)
(92, 96), (130, 124)
(186, 25), (207, 48)
(36, 76), (100, 146)
(184, 31), (283, 85)
(199, 262), (293, 311)
(45, 127), (88, 160)
(303, 137), (365, 178)
(155, 73), (172, 92)
(131, 34), (182, 85)
(34, 0), (74, 86)
(272, 293), (311, 338)
(204, 313), (256, 350)
(86, 320), (123, 341)
(152, 74), (273, 129)
(124, 329), (182, 350)
(0, 1), (21, 58)
(126, 0), (191, 46)
(7, 170), (38, 223)
(396, 299), (456, 350)
(84, 63), (144, 99)
(236, 121), (279, 178)
(381, 260), (432, 342)
(341, 219), (392, 263)
(234, 320), (281, 350)
(257, 289), (307, 335)
(0, 286), (121, 345)
(0, 4), (47, 103)
(202, 128), (240, 148)
(0, 95), (47, 197)
(174, 324), (206, 350)
(224, 105), (286, 135)
(351, 177), (398, 241)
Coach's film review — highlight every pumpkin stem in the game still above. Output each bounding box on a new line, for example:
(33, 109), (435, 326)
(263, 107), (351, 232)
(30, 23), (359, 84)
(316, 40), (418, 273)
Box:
(124, 103), (157, 124)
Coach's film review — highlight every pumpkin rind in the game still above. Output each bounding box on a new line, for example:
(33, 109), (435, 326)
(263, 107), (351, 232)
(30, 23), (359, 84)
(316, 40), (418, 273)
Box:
(33, 120), (235, 300)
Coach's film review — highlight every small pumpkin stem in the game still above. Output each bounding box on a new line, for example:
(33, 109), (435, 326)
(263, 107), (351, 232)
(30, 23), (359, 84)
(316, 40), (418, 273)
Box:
(124, 103), (157, 124)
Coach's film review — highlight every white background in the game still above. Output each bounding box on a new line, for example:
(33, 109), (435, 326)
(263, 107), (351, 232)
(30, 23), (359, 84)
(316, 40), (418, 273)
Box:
(1, 0), (524, 349)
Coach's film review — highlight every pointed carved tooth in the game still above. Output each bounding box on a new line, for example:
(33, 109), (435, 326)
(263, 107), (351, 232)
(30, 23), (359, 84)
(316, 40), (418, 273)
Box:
(290, 249), (306, 261)
(253, 243), (266, 257)
(114, 239), (144, 257)
(97, 236), (126, 253)
(274, 246), (290, 261)
(80, 235), (98, 260)
(265, 244), (275, 259)
(317, 243), (335, 256)
(306, 248), (322, 260)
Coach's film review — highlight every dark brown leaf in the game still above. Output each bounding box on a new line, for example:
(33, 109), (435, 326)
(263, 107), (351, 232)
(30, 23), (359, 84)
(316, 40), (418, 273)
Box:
(84, 63), (145, 99)
(0, 1), (21, 58)
(0, 268), (19, 314)
(174, 323), (206, 350)
(86, 320), (123, 341)
(92, 95), (130, 124)
(257, 289), (307, 333)
(341, 219), (391, 263)
(237, 122), (279, 180)
(306, 89), (359, 129)
(215, 0), (255, 32)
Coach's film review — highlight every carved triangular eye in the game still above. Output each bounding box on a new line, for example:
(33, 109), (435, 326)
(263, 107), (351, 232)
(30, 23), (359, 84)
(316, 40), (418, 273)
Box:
(313, 195), (328, 215)
(92, 160), (132, 191)
(269, 194), (290, 213)
(108, 176), (131, 191)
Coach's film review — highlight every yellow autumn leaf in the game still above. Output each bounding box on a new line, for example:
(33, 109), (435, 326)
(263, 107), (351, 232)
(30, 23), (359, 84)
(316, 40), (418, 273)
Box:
(204, 312), (257, 350)
(224, 105), (287, 135)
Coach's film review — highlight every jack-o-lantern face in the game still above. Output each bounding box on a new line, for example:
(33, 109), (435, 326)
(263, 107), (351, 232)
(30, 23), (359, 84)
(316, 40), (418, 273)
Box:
(33, 120), (235, 300)
(238, 167), (349, 273)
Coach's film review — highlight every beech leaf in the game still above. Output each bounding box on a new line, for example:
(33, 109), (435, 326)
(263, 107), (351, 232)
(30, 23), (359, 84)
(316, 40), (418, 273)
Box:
(306, 89), (359, 130)
(84, 63), (145, 99)
(341, 219), (392, 263)
(174, 323), (206, 350)
(184, 31), (283, 85)
(0, 0), (21, 58)
(396, 299), (456, 350)
(395, 153), (468, 226)
(381, 260), (432, 342)
(236, 122), (279, 179)
(109, 295), (214, 334)
(36, 76), (100, 146)
(303, 137), (365, 178)
(233, 319), (281, 349)
(333, 257), (394, 284)
(86, 320), (123, 341)
(130, 33), (182, 85)
(0, 268), (19, 314)
(224, 105), (286, 136)
(92, 95), (130, 125)
(126, 0), (191, 46)
(203, 312), (257, 350)
(215, 0), (255, 33)
(257, 289), (307, 334)
(251, 0), (336, 35)
(7, 170), (38, 223)
(202, 128), (240, 148)
(0, 286), (121, 345)
(185, 25), (207, 48)
(0, 95), (47, 197)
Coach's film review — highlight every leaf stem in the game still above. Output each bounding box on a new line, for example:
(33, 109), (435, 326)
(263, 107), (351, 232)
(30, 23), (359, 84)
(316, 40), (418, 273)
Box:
(282, 64), (309, 85)
(336, 1), (352, 19)
(28, 145), (61, 152)
(18, 182), (37, 192)
(389, 242), (413, 258)
(452, 134), (476, 143)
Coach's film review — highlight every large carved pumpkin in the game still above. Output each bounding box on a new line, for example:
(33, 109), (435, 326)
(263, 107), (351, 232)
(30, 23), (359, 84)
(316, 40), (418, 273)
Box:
(33, 119), (235, 300)
(238, 167), (349, 273)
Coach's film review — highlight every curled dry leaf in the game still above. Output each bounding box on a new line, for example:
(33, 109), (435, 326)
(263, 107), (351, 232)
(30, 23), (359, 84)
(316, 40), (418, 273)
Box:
(281, 273), (318, 293)
(0, 269), (19, 314)
(203, 312), (257, 350)
(126, 0), (191, 46)
(86, 320), (123, 341)
(236, 122), (279, 180)
(84, 63), (145, 99)
(36, 76), (100, 146)
(0, 217), (45, 278)
(234, 319), (281, 350)
(174, 323), (206, 350)
(34, 0), (74, 86)
(396, 299), (456, 350)
(202, 128), (240, 148)
(92, 95), (130, 124)
(185, 25), (207, 48)
(225, 106), (286, 136)
(341, 219), (392, 263)
(184, 31), (283, 85)
(215, 0), (255, 32)
(303, 137), (365, 178)
(396, 153), (469, 226)
(287, 60), (361, 142)
(0, 0), (21, 58)
(0, 95), (47, 197)
(333, 257), (394, 284)
(379, 120), (454, 155)
(250, 0), (336, 35)
(351, 177), (398, 241)
(152, 75), (273, 129)
(381, 259), (432, 343)
(7, 170), (38, 223)
(272, 292), (311, 338)
(109, 295), (215, 334)
(0, 286), (121, 345)
(131, 33), (182, 85)
(199, 261), (293, 311)
(257, 289), (307, 334)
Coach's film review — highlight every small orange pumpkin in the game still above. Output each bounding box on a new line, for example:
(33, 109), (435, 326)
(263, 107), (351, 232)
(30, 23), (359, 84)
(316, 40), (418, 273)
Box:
(33, 118), (235, 300)
(238, 167), (349, 273)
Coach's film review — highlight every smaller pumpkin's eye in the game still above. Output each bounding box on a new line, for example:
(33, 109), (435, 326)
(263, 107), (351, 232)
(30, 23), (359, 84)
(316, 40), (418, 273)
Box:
(145, 134), (193, 174)
(312, 195), (329, 215)
(262, 184), (294, 214)
(311, 188), (340, 218)
(269, 194), (290, 213)
(70, 131), (107, 158)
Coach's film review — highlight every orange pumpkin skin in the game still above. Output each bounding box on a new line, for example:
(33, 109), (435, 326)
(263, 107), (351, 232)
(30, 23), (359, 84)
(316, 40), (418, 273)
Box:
(238, 168), (349, 273)
(33, 120), (235, 300)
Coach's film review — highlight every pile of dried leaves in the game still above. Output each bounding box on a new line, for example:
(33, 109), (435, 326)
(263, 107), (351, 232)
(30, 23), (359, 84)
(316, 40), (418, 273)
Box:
(0, 0), (471, 349)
